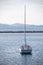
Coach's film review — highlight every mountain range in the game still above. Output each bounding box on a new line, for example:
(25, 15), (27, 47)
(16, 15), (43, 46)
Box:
(0, 23), (43, 31)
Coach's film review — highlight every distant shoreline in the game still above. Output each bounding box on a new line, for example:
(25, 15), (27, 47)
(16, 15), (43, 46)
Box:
(0, 31), (43, 33)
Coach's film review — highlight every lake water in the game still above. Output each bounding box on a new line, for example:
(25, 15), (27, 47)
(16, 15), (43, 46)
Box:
(0, 33), (43, 65)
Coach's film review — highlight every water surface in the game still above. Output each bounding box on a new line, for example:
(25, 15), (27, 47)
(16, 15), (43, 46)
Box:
(0, 33), (43, 65)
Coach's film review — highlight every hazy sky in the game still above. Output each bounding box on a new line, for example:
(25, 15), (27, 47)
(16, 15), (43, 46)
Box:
(0, 0), (43, 25)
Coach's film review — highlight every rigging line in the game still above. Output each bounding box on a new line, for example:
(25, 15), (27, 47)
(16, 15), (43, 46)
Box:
(24, 5), (26, 46)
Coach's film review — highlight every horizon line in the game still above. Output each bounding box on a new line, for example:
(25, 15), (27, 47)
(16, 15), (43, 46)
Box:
(0, 23), (43, 26)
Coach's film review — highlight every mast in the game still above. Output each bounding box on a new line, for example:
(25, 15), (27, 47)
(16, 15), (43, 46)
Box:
(24, 5), (26, 46)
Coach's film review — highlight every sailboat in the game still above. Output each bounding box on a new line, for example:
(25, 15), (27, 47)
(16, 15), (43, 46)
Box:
(20, 5), (32, 54)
